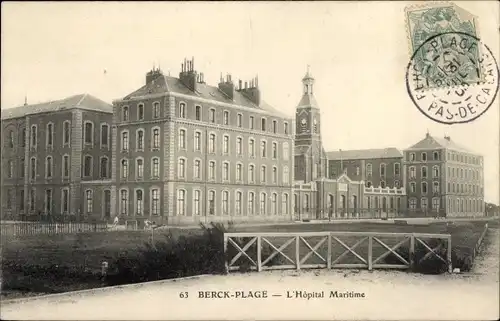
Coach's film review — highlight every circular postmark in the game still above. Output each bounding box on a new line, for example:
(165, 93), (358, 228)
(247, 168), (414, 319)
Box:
(406, 31), (499, 124)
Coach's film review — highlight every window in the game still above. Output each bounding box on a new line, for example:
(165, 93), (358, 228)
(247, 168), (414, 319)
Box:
(284, 122), (289, 135)
(63, 120), (71, 146)
(421, 152), (427, 161)
(223, 162), (229, 181)
(30, 188), (36, 211)
(249, 164), (255, 183)
(432, 198), (440, 211)
(249, 116), (254, 129)
(235, 191), (242, 215)
(421, 197), (428, 210)
(223, 135), (229, 154)
(44, 189), (53, 214)
(272, 120), (277, 133)
(433, 165), (439, 178)
(21, 128), (26, 147)
(422, 182), (428, 194)
(45, 156), (53, 178)
(30, 157), (37, 180)
(20, 158), (25, 178)
(83, 155), (92, 177)
(260, 166), (266, 183)
(62, 188), (69, 213)
(209, 108), (215, 123)
(248, 192), (255, 215)
(261, 118), (266, 131)
(7, 160), (13, 178)
(272, 166), (278, 184)
(283, 142), (289, 160)
(260, 140), (267, 157)
(272, 142), (277, 159)
(62, 155), (69, 178)
(394, 163), (400, 176)
(236, 163), (243, 181)
(136, 158), (143, 178)
(194, 159), (201, 179)
(193, 190), (201, 216)
(120, 189), (128, 215)
(236, 137), (242, 155)
(179, 103), (186, 118)
(433, 151), (439, 160)
(85, 189), (93, 214)
(260, 192), (267, 215)
(6, 189), (12, 210)
(178, 158), (186, 178)
(223, 111), (229, 125)
(195, 106), (201, 121)
(209, 133), (216, 153)
(177, 189), (186, 215)
(122, 106), (129, 121)
(84, 122), (93, 144)
(410, 182), (416, 193)
(137, 103), (144, 120)
(31, 125), (37, 148)
(151, 189), (160, 215)
(178, 129), (186, 149)
(283, 166), (289, 184)
(101, 124), (109, 147)
(409, 198), (417, 209)
(366, 181), (372, 187)
(151, 157), (160, 178)
(152, 128), (160, 149)
(249, 139), (255, 157)
(433, 181), (440, 193)
(356, 166), (360, 176)
(410, 153), (416, 161)
(136, 190), (143, 215)
(237, 114), (242, 127)
(222, 191), (229, 215)
(409, 166), (416, 179)
(153, 102), (160, 119)
(395, 180), (400, 188)
(194, 131), (201, 151)
(282, 193), (289, 215)
(209, 161), (216, 180)
(366, 163), (372, 177)
(208, 190), (216, 215)
(6, 130), (14, 148)
(121, 131), (129, 151)
(271, 193), (278, 215)
(421, 166), (428, 178)
(380, 163), (386, 177)
(121, 159), (129, 179)
(46, 123), (53, 148)
(135, 129), (144, 151)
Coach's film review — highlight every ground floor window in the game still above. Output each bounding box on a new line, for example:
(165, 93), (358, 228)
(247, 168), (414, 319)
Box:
(177, 189), (186, 215)
(85, 189), (92, 214)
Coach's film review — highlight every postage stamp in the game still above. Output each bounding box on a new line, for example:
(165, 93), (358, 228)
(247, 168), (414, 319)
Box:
(405, 2), (482, 89)
(406, 31), (499, 124)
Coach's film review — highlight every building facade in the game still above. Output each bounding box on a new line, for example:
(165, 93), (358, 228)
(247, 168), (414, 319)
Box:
(111, 58), (295, 226)
(404, 133), (485, 217)
(1, 94), (113, 221)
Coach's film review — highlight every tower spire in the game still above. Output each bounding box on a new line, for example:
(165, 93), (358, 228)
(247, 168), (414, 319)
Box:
(24, 94), (28, 106)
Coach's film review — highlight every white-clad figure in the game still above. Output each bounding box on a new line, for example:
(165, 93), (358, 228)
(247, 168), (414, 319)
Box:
(113, 215), (119, 226)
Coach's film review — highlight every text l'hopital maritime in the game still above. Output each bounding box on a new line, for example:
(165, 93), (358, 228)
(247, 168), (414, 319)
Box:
(197, 290), (365, 299)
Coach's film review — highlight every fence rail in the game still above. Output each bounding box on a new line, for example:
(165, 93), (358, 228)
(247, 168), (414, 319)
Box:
(224, 231), (452, 273)
(0, 222), (108, 236)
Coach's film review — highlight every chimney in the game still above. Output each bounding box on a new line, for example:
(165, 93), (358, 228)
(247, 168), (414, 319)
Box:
(146, 67), (164, 84)
(179, 57), (199, 92)
(444, 135), (451, 141)
(239, 75), (261, 106)
(218, 73), (236, 100)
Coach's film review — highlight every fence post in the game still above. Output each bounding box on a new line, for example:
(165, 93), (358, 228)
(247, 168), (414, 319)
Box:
(257, 236), (262, 272)
(295, 235), (300, 271)
(327, 233), (332, 269)
(409, 235), (415, 270)
(368, 236), (373, 271)
(447, 235), (452, 273)
(223, 234), (229, 274)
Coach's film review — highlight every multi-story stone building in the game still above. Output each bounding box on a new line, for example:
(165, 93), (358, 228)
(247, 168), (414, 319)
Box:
(404, 133), (485, 217)
(111, 58), (295, 226)
(1, 94), (113, 221)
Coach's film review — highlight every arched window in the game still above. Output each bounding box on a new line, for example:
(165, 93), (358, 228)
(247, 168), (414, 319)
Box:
(283, 142), (289, 160)
(222, 191), (229, 215)
(235, 191), (242, 215)
(366, 163), (372, 176)
(152, 157), (160, 178)
(380, 163), (386, 177)
(85, 189), (93, 213)
(84, 121), (93, 145)
(136, 129), (145, 151)
(100, 157), (109, 178)
(208, 190), (216, 215)
(121, 159), (129, 179)
(136, 189), (144, 215)
(282, 193), (289, 215)
(248, 192), (255, 215)
(177, 189), (186, 215)
(178, 158), (186, 178)
(120, 189), (128, 215)
(209, 133), (216, 153)
(153, 102), (160, 119)
(178, 129), (186, 149)
(193, 190), (201, 216)
(122, 106), (129, 121)
(260, 192), (267, 215)
(83, 155), (92, 177)
(136, 158), (144, 179)
(45, 156), (53, 178)
(121, 131), (129, 151)
(433, 165), (439, 178)
(179, 102), (186, 118)
(137, 103), (144, 120)
(152, 127), (160, 149)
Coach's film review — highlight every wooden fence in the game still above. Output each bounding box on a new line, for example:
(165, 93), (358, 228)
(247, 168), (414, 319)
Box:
(224, 231), (452, 273)
(471, 223), (489, 263)
(0, 221), (108, 236)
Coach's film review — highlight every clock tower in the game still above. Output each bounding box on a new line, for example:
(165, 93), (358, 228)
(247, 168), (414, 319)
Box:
(294, 66), (328, 183)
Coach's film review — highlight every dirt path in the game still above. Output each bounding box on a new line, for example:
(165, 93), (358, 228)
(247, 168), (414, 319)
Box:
(472, 227), (499, 282)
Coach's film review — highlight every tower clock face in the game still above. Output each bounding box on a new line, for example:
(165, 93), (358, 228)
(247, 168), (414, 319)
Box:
(300, 117), (308, 132)
(301, 118), (307, 125)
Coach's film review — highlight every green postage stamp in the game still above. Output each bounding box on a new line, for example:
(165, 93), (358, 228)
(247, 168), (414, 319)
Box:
(405, 2), (483, 89)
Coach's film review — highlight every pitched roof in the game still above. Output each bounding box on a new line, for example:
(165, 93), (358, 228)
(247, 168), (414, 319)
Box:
(297, 94), (318, 108)
(326, 148), (403, 160)
(1, 94), (112, 120)
(122, 75), (292, 119)
(406, 134), (472, 153)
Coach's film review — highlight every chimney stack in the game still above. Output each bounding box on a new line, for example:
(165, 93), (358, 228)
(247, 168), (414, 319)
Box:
(179, 56), (199, 92)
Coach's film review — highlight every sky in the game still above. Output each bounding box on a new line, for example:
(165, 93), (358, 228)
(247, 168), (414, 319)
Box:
(2, 1), (499, 203)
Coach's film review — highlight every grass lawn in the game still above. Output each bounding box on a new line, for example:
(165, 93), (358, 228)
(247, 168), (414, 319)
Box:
(0, 220), (493, 299)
